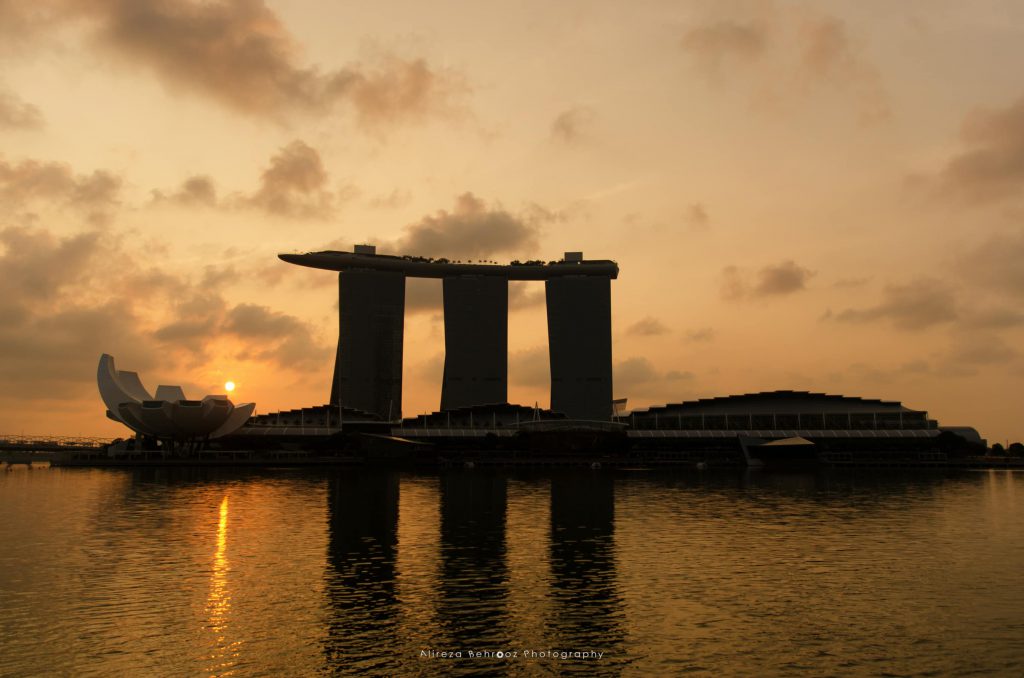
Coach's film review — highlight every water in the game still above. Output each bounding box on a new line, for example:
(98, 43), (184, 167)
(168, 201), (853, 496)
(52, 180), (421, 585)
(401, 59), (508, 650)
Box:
(1, 466), (1022, 676)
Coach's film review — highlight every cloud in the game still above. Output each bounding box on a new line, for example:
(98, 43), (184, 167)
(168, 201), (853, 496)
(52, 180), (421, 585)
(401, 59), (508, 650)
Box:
(54, 0), (461, 126)
(684, 327), (715, 343)
(223, 303), (331, 369)
(369, 188), (412, 210)
(961, 306), (1024, 329)
(152, 141), (357, 217)
(389, 192), (545, 259)
(754, 260), (815, 296)
(626, 317), (670, 336)
(948, 333), (1017, 366)
(933, 95), (1024, 204)
(244, 140), (334, 218)
(403, 278), (544, 316)
(551, 106), (596, 143)
(509, 346), (549, 388)
(0, 226), (103, 306)
(684, 203), (710, 230)
(681, 9), (888, 123)
(151, 175), (218, 207)
(721, 260), (814, 300)
(0, 224), (331, 403)
(681, 20), (768, 76)
(795, 14), (888, 122)
(405, 278), (442, 314)
(614, 357), (696, 401)
(345, 55), (464, 130)
(835, 278), (958, 330)
(0, 86), (44, 130)
(955, 230), (1024, 304)
(509, 281), (545, 310)
(0, 156), (121, 212)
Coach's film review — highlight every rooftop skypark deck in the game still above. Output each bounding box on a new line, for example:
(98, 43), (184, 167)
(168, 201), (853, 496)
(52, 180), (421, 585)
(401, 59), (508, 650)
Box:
(278, 247), (619, 280)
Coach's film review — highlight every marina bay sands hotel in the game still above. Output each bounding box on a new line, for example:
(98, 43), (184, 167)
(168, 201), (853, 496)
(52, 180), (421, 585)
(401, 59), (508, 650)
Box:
(279, 246), (618, 421)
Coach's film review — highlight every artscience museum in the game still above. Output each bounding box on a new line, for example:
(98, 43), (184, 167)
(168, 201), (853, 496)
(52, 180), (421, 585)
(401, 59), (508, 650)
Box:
(97, 354), (254, 448)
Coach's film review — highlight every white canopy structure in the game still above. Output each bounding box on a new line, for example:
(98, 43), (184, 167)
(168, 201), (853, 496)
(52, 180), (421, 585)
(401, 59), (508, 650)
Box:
(97, 354), (254, 441)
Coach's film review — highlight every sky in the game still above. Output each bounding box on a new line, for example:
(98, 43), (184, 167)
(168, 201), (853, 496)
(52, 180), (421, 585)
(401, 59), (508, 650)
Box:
(1, 0), (1023, 442)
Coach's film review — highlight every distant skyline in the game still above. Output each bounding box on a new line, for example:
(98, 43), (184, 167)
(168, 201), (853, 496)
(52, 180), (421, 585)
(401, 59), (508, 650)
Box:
(1, 1), (1023, 441)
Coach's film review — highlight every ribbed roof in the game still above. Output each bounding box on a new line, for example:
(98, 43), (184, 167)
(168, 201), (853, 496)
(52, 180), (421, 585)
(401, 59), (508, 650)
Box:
(634, 390), (923, 415)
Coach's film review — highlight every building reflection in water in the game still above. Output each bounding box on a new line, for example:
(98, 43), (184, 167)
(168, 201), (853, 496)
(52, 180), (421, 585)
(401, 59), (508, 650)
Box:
(322, 470), (401, 674)
(205, 495), (239, 676)
(437, 470), (511, 652)
(549, 473), (626, 660)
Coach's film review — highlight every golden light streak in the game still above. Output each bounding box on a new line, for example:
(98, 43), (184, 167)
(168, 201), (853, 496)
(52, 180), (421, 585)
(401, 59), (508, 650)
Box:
(205, 495), (239, 676)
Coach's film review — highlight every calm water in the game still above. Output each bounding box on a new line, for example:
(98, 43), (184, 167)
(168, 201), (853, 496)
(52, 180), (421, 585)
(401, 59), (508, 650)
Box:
(1, 466), (1022, 676)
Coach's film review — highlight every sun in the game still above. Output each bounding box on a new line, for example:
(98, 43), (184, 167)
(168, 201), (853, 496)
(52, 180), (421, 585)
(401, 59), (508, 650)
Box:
(224, 381), (236, 393)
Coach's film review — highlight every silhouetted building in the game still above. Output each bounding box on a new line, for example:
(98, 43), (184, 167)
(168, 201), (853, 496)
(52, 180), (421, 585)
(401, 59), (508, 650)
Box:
(441, 276), (507, 410)
(332, 268), (405, 420)
(279, 247), (619, 421)
(546, 276), (613, 421)
(626, 390), (937, 431)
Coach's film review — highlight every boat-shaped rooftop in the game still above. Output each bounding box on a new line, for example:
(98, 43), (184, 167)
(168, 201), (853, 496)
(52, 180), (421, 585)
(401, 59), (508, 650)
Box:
(279, 246), (619, 280)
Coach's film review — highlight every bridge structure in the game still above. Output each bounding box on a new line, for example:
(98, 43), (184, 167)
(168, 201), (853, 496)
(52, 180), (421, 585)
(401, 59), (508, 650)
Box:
(279, 246), (619, 421)
(0, 435), (111, 464)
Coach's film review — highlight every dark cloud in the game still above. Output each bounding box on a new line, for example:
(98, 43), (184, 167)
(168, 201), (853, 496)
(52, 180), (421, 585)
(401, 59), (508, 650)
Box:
(626, 317), (670, 336)
(0, 228), (153, 398)
(0, 156), (121, 212)
(0, 226), (102, 304)
(948, 333), (1017, 366)
(684, 203), (709, 230)
(151, 175), (218, 207)
(754, 260), (815, 296)
(684, 327), (715, 343)
(390, 192), (544, 259)
(0, 224), (331, 403)
(224, 303), (331, 370)
(153, 141), (357, 217)
(721, 260), (814, 300)
(614, 357), (659, 391)
(551, 106), (596, 143)
(0, 302), (157, 399)
(405, 278), (442, 314)
(615, 358), (698, 403)
(508, 281), (545, 311)
(961, 306), (1024, 329)
(345, 56), (463, 130)
(681, 20), (768, 76)
(54, 0), (460, 126)
(841, 359), (932, 385)
(958, 230), (1024, 302)
(835, 278), (958, 330)
(403, 279), (544, 316)
(934, 95), (1024, 204)
(245, 140), (334, 218)
(0, 86), (44, 130)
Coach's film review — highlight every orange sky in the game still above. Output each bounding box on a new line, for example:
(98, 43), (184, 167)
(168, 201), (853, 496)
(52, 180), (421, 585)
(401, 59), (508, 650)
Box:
(1, 1), (1022, 442)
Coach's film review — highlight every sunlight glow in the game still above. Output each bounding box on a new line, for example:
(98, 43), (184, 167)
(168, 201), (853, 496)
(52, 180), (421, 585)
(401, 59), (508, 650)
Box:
(224, 381), (235, 392)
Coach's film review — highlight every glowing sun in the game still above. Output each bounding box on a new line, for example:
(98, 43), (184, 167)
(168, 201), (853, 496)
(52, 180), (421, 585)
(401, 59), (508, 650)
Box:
(224, 381), (236, 393)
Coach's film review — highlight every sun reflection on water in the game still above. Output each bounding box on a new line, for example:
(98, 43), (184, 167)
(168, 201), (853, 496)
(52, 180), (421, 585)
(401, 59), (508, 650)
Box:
(205, 495), (239, 676)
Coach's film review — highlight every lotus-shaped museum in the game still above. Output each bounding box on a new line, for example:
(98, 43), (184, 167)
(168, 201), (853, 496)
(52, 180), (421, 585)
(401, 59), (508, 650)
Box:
(97, 354), (254, 440)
